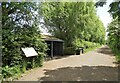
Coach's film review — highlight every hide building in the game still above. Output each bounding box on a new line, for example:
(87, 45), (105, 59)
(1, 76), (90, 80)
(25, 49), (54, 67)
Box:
(41, 35), (64, 58)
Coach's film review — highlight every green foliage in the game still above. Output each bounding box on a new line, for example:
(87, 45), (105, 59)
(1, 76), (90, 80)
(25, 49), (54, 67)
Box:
(0, 67), (3, 82)
(64, 47), (75, 55)
(108, 1), (120, 19)
(107, 18), (120, 61)
(73, 38), (101, 53)
(64, 38), (101, 55)
(2, 65), (21, 80)
(72, 39), (84, 48)
(95, 1), (106, 7)
(40, 2), (105, 47)
(84, 45), (101, 53)
(2, 2), (48, 80)
(107, 1), (120, 61)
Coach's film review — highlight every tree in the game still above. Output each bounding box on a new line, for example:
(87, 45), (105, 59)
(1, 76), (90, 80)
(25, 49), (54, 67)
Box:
(40, 2), (105, 47)
(107, 18), (120, 55)
(107, 1), (120, 61)
(108, 1), (120, 19)
(40, 2), (79, 46)
(2, 2), (47, 67)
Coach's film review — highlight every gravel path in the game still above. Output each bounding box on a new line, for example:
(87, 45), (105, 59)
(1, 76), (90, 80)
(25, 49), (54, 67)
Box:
(17, 45), (118, 81)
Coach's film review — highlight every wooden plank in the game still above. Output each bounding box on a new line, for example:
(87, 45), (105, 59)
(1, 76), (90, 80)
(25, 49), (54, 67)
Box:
(51, 41), (53, 58)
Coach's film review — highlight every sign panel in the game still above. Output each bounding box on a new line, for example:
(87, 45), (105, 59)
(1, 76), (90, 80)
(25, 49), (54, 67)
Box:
(21, 47), (38, 57)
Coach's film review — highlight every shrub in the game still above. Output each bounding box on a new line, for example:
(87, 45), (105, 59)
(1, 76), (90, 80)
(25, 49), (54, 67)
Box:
(2, 65), (21, 80)
(2, 34), (48, 80)
(107, 35), (120, 61)
(2, 2), (48, 80)
(72, 39), (84, 49)
(64, 47), (75, 55)
(72, 38), (101, 53)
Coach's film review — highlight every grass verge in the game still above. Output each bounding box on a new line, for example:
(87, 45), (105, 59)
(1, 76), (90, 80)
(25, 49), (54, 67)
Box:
(84, 45), (102, 53)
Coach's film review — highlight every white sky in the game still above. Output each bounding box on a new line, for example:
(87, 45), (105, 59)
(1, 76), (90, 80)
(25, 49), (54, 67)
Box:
(39, 19), (51, 35)
(96, 0), (113, 39)
(96, 0), (113, 28)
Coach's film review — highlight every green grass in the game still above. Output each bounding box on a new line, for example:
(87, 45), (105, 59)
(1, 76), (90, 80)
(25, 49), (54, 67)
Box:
(84, 45), (102, 53)
(115, 53), (120, 62)
(109, 47), (120, 63)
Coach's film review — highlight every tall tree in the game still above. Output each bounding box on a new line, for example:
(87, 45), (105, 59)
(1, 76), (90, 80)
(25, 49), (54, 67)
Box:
(2, 2), (47, 67)
(40, 2), (105, 47)
(107, 1), (120, 60)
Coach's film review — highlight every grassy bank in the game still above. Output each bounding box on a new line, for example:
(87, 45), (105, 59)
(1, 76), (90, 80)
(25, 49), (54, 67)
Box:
(64, 40), (102, 55)
(84, 44), (102, 53)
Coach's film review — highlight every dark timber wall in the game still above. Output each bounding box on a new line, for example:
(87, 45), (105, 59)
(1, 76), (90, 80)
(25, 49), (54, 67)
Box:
(45, 41), (64, 57)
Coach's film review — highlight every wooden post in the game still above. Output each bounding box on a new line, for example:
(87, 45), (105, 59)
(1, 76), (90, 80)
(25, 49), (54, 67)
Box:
(32, 57), (35, 68)
(62, 42), (64, 56)
(51, 41), (53, 59)
(22, 57), (26, 73)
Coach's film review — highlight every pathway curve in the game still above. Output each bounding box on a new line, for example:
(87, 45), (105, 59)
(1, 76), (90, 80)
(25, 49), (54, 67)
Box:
(17, 45), (118, 81)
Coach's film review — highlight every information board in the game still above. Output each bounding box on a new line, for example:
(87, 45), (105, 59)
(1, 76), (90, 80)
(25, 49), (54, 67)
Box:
(21, 47), (38, 57)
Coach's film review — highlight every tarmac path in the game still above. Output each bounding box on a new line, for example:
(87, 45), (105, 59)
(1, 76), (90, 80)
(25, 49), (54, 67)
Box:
(17, 45), (118, 81)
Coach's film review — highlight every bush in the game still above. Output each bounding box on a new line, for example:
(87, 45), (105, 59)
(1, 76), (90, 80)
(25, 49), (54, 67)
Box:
(107, 36), (120, 62)
(2, 2), (48, 80)
(73, 39), (100, 49)
(0, 67), (3, 82)
(2, 65), (22, 80)
(64, 47), (75, 55)
(2, 34), (48, 80)
(72, 39), (84, 49)
(72, 38), (101, 53)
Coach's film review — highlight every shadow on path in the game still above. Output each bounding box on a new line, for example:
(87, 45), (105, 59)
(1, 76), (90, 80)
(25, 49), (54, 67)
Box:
(45, 55), (72, 61)
(39, 66), (118, 81)
(97, 45), (114, 56)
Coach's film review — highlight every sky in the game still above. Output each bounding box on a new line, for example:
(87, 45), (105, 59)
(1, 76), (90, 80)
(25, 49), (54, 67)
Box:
(96, 0), (113, 28)
(96, 0), (113, 39)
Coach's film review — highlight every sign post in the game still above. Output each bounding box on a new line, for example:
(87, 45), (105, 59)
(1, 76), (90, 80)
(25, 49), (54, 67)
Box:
(21, 47), (38, 57)
(21, 47), (38, 68)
